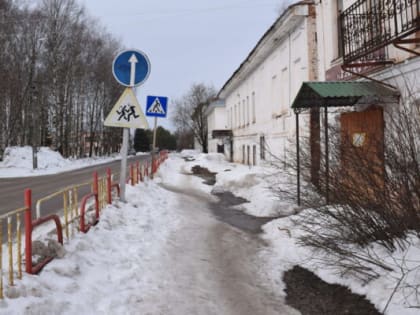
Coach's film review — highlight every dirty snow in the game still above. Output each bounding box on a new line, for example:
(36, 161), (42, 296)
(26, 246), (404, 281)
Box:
(0, 148), (418, 314)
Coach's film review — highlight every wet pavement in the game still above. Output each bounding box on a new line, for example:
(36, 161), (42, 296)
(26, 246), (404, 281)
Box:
(156, 181), (299, 315)
(283, 266), (382, 315)
(187, 165), (383, 315)
(191, 164), (282, 234)
(210, 190), (279, 234)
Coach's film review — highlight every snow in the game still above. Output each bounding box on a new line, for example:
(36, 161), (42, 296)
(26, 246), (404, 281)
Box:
(0, 147), (419, 314)
(0, 146), (121, 177)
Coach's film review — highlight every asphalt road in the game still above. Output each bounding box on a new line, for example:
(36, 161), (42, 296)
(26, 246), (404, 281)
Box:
(0, 155), (151, 217)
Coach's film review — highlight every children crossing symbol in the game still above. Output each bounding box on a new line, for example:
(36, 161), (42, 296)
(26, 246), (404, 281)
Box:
(104, 88), (149, 128)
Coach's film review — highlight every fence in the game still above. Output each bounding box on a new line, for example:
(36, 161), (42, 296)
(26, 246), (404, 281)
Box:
(0, 151), (168, 298)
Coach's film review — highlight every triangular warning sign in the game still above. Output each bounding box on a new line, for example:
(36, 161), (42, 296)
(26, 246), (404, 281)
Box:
(104, 88), (149, 129)
(147, 98), (166, 115)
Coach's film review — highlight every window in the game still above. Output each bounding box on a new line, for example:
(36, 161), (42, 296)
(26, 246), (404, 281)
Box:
(252, 92), (256, 123)
(247, 96), (250, 125)
(242, 100), (245, 127)
(234, 105), (237, 129)
(238, 102), (241, 128)
(260, 136), (265, 160)
(337, 0), (344, 58)
(281, 67), (288, 113)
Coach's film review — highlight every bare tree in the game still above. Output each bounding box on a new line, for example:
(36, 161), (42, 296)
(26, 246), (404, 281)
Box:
(0, 0), (123, 159)
(172, 83), (216, 152)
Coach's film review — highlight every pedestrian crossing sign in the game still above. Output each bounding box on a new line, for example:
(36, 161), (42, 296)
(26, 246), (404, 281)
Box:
(104, 88), (149, 129)
(146, 95), (168, 118)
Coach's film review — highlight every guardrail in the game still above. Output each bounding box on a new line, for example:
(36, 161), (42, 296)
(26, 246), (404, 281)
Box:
(0, 204), (26, 299)
(26, 188), (63, 274)
(0, 154), (168, 299)
(79, 172), (100, 233)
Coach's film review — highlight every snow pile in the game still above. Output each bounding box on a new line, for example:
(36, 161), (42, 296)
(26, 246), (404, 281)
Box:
(1, 146), (71, 170)
(0, 149), (418, 314)
(0, 146), (119, 177)
(179, 149), (201, 158)
(1, 182), (181, 314)
(262, 208), (420, 315)
(176, 150), (420, 315)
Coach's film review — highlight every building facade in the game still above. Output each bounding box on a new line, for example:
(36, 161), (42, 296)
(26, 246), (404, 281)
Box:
(291, 0), (419, 201)
(316, 0), (419, 166)
(210, 1), (317, 165)
(208, 0), (419, 191)
(317, 0), (419, 90)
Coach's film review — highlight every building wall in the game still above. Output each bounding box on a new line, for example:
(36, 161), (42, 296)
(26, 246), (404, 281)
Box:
(316, 0), (420, 81)
(314, 0), (419, 188)
(221, 4), (315, 165)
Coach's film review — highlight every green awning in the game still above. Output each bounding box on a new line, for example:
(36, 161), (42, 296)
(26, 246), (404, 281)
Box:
(291, 81), (400, 109)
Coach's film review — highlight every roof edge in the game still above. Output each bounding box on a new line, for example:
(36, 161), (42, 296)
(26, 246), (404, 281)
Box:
(218, 1), (315, 99)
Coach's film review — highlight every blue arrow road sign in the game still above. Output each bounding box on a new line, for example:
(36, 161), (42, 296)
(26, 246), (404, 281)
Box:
(112, 49), (151, 87)
(146, 96), (168, 118)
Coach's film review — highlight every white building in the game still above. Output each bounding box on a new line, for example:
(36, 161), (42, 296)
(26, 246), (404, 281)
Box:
(210, 1), (317, 165)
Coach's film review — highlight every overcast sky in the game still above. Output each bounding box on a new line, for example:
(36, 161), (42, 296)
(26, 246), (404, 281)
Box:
(77, 0), (288, 129)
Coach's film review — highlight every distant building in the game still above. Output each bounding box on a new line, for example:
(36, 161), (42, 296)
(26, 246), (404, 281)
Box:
(205, 99), (231, 158)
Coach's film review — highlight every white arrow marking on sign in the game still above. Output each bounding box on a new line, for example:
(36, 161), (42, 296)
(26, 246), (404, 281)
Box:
(148, 98), (166, 114)
(129, 53), (138, 87)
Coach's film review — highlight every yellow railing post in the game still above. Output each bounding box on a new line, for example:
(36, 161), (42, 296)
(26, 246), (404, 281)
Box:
(98, 179), (101, 211)
(63, 190), (69, 240)
(69, 189), (74, 237)
(0, 218), (3, 299)
(73, 187), (79, 218)
(7, 216), (13, 286)
(102, 177), (106, 209)
(16, 214), (22, 280)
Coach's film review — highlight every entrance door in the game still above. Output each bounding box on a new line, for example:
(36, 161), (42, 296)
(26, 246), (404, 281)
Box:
(340, 107), (385, 199)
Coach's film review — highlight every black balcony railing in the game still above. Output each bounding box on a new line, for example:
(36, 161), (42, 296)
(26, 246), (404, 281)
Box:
(340, 0), (420, 63)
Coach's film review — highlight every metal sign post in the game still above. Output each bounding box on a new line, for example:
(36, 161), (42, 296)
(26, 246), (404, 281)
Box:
(120, 128), (129, 202)
(106, 49), (151, 202)
(151, 117), (158, 179)
(146, 96), (168, 179)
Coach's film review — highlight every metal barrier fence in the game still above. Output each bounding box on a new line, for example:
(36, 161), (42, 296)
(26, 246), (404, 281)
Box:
(0, 206), (26, 299)
(0, 154), (168, 298)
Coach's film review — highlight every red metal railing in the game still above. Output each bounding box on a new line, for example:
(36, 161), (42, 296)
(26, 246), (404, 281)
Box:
(79, 172), (100, 233)
(0, 154), (169, 298)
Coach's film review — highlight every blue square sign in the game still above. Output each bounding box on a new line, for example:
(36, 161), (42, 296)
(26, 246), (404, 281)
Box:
(146, 96), (168, 118)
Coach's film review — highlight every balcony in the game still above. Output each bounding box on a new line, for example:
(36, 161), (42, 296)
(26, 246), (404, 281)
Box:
(340, 0), (419, 63)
